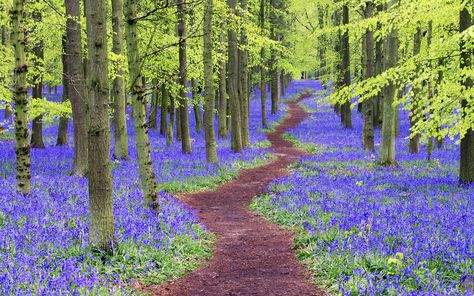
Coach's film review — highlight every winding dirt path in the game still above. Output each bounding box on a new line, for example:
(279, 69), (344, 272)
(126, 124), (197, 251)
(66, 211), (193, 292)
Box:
(147, 95), (323, 296)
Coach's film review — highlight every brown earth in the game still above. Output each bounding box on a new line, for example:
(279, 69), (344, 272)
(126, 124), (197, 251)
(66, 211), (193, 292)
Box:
(143, 95), (324, 296)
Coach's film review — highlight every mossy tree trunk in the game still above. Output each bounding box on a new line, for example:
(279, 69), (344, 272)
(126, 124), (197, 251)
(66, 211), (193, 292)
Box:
(125, 0), (159, 207)
(111, 0), (129, 160)
(269, 0), (280, 114)
(11, 0), (31, 194)
(239, 0), (250, 148)
(160, 83), (169, 136)
(460, 4), (474, 183)
(227, 0), (243, 152)
(379, 0), (398, 166)
(341, 4), (352, 128)
(177, 0), (192, 154)
(65, 0), (88, 176)
(259, 0), (267, 128)
(218, 32), (228, 138)
(191, 79), (203, 132)
(203, 0), (218, 163)
(84, 0), (115, 250)
(362, 1), (375, 151)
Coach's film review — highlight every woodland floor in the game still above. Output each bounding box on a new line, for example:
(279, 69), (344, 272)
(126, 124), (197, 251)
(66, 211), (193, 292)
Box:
(140, 95), (325, 295)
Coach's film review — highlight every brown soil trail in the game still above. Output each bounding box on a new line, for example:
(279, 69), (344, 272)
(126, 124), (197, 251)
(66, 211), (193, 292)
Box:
(147, 95), (324, 296)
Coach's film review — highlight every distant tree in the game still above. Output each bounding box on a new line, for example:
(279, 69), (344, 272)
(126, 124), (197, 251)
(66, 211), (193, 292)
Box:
(56, 36), (69, 146)
(362, 1), (375, 151)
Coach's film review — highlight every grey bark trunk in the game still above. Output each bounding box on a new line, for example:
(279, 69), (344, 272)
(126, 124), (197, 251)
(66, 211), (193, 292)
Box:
(362, 1), (375, 151)
(57, 36), (69, 146)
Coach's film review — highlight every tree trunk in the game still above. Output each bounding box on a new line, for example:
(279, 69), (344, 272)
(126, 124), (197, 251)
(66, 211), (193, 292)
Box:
(374, 5), (384, 128)
(409, 26), (422, 153)
(57, 36), (69, 146)
(11, 0), (31, 194)
(460, 5), (474, 183)
(192, 79), (203, 132)
(65, 0), (88, 176)
(148, 79), (159, 129)
(228, 0), (242, 152)
(239, 0), (250, 148)
(341, 4), (352, 128)
(203, 0), (218, 163)
(125, 0), (159, 207)
(167, 89), (175, 145)
(269, 0), (280, 114)
(111, 0), (129, 159)
(160, 83), (168, 136)
(362, 1), (375, 151)
(177, 0), (192, 154)
(30, 8), (45, 149)
(85, 0), (115, 250)
(218, 33), (228, 138)
(379, 0), (398, 166)
(259, 0), (267, 128)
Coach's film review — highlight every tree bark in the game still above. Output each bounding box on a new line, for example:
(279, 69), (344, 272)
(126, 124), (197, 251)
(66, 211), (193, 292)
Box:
(227, 0), (242, 152)
(409, 26), (422, 153)
(167, 89), (175, 145)
(460, 5), (474, 183)
(111, 0), (129, 159)
(218, 33), (228, 138)
(362, 1), (375, 151)
(125, 0), (159, 207)
(379, 0), (398, 166)
(65, 0), (88, 176)
(203, 0), (218, 163)
(341, 4), (352, 128)
(11, 0), (31, 194)
(192, 79), (203, 132)
(177, 0), (192, 154)
(160, 83), (169, 136)
(259, 0), (267, 128)
(269, 0), (280, 114)
(149, 79), (159, 129)
(57, 36), (69, 146)
(84, 0), (115, 250)
(239, 0), (250, 148)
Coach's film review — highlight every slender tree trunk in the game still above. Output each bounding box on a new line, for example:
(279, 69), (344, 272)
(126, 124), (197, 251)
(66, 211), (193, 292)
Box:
(11, 0), (31, 194)
(125, 0), (159, 207)
(341, 4), (352, 128)
(2, 25), (11, 119)
(192, 79), (203, 132)
(362, 1), (375, 151)
(460, 5), (474, 183)
(269, 0), (280, 114)
(149, 79), (159, 129)
(379, 0), (398, 166)
(374, 6), (384, 128)
(259, 0), (267, 128)
(176, 103), (182, 141)
(228, 0), (242, 152)
(218, 33), (228, 138)
(160, 83), (168, 136)
(57, 36), (69, 146)
(111, 0), (129, 159)
(65, 0), (88, 176)
(30, 8), (45, 149)
(203, 0), (218, 163)
(409, 26), (422, 153)
(84, 0), (115, 250)
(167, 90), (175, 145)
(239, 0), (250, 147)
(177, 0), (192, 154)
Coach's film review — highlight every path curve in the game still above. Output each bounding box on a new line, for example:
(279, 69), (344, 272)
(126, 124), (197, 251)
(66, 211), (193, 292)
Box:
(146, 95), (323, 296)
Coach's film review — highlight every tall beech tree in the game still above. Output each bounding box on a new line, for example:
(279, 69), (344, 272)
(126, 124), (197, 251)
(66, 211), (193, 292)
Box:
(11, 0), (30, 194)
(227, 0), (243, 152)
(239, 0), (250, 148)
(217, 32), (228, 138)
(56, 36), (69, 146)
(362, 1), (375, 151)
(203, 0), (218, 163)
(269, 0), (280, 114)
(65, 0), (88, 176)
(84, 0), (115, 249)
(259, 0), (267, 128)
(177, 0), (192, 154)
(125, 0), (159, 207)
(459, 4), (473, 183)
(340, 4), (351, 128)
(111, 0), (129, 160)
(379, 0), (398, 166)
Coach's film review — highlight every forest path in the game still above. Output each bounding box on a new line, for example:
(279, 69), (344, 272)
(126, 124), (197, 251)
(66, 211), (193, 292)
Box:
(146, 94), (323, 296)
